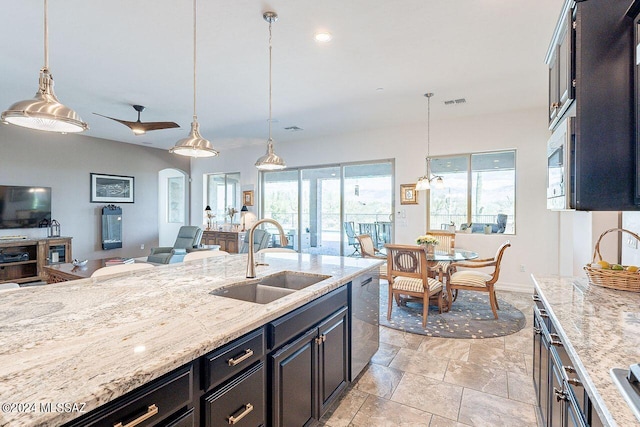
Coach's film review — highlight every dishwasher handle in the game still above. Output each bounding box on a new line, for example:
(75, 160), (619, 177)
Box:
(360, 277), (373, 286)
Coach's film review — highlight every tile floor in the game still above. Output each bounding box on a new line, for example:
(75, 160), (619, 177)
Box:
(320, 290), (540, 427)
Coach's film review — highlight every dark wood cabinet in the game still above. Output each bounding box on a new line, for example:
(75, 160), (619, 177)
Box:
(63, 364), (193, 427)
(268, 287), (349, 427)
(532, 291), (604, 427)
(546, 0), (638, 210)
(201, 231), (241, 254)
(548, 3), (575, 129)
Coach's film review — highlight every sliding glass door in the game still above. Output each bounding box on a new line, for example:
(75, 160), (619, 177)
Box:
(261, 160), (393, 255)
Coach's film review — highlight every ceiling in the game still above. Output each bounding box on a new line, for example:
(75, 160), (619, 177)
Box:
(0, 0), (563, 153)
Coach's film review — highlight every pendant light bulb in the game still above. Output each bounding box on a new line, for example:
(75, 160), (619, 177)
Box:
(255, 11), (286, 171)
(2, 0), (87, 133)
(170, 0), (219, 158)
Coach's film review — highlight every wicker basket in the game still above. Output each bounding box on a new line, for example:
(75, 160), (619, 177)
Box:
(584, 228), (640, 292)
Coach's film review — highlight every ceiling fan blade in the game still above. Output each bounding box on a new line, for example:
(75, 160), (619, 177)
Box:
(93, 112), (138, 128)
(139, 121), (180, 131)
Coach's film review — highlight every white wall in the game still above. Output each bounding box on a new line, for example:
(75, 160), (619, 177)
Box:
(0, 124), (190, 261)
(190, 107), (559, 288)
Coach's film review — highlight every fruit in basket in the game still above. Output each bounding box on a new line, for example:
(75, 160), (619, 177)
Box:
(626, 265), (639, 272)
(596, 260), (610, 269)
(611, 264), (624, 271)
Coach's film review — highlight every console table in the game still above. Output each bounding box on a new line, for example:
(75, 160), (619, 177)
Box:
(201, 230), (245, 253)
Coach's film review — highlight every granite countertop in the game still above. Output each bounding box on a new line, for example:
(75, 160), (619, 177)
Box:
(0, 253), (381, 427)
(532, 275), (640, 427)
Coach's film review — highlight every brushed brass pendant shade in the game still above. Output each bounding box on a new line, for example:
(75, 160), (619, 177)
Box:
(1, 0), (87, 133)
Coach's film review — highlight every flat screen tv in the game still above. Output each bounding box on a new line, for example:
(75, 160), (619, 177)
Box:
(0, 185), (52, 229)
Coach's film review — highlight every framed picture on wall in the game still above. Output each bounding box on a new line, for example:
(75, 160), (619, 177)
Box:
(400, 184), (418, 205)
(90, 173), (135, 203)
(243, 190), (254, 206)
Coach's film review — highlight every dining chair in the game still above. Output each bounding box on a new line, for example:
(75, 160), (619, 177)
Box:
(385, 244), (445, 327)
(355, 234), (388, 281)
(91, 262), (155, 278)
(183, 250), (229, 261)
(445, 241), (511, 319)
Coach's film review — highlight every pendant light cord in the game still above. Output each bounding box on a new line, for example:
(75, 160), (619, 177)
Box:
(192, 0), (197, 121)
(426, 93), (431, 158)
(43, 0), (49, 70)
(268, 19), (273, 141)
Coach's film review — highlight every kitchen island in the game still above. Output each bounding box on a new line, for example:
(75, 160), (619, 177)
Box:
(532, 275), (640, 427)
(0, 252), (381, 426)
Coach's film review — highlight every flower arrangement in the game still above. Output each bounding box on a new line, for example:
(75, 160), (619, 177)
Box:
(416, 234), (439, 246)
(227, 207), (238, 223)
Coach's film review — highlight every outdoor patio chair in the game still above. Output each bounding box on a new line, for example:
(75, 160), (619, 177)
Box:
(343, 221), (360, 256)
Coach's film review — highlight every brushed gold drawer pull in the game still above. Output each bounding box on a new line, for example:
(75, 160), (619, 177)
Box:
(538, 309), (549, 318)
(227, 403), (253, 425)
(113, 404), (158, 427)
(532, 295), (541, 302)
(550, 333), (563, 347)
(227, 349), (254, 366)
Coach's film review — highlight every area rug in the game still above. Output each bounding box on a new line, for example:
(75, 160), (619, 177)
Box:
(379, 286), (526, 339)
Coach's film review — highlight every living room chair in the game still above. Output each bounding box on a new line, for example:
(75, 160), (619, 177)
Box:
(91, 263), (154, 278)
(343, 221), (360, 256)
(446, 241), (511, 319)
(239, 229), (271, 254)
(356, 234), (388, 281)
(147, 226), (203, 264)
(385, 244), (445, 328)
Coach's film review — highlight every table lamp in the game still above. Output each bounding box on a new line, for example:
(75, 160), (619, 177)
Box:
(241, 205), (249, 231)
(204, 205), (214, 231)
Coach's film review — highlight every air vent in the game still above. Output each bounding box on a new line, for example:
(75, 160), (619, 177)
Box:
(444, 98), (467, 105)
(284, 126), (303, 131)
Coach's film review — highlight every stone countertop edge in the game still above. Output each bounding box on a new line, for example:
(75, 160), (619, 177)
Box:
(0, 253), (383, 427)
(531, 274), (640, 427)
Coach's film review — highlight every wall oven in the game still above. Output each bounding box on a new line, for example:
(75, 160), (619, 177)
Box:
(547, 116), (575, 210)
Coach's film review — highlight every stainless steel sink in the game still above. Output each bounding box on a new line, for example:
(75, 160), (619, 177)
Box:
(210, 271), (330, 304)
(258, 271), (330, 290)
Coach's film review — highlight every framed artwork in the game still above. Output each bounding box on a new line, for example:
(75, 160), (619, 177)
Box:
(400, 184), (418, 205)
(90, 173), (135, 203)
(243, 190), (254, 206)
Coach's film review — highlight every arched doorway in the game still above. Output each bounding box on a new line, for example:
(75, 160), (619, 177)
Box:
(158, 168), (189, 247)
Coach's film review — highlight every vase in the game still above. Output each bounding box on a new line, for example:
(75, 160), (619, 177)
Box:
(423, 243), (435, 255)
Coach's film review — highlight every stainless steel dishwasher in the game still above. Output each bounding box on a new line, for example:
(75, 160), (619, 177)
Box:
(350, 270), (380, 380)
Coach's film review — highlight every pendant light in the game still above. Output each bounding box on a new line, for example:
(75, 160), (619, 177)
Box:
(170, 0), (219, 158)
(1, 0), (88, 133)
(416, 93), (444, 190)
(255, 11), (286, 171)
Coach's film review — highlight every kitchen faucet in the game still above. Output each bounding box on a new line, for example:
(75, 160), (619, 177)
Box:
(246, 218), (289, 278)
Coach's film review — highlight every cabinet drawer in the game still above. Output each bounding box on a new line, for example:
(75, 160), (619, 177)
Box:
(65, 364), (193, 427)
(268, 285), (348, 350)
(204, 328), (265, 392)
(204, 362), (265, 427)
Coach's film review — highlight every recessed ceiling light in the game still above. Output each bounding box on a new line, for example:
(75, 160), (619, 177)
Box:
(376, 87), (384, 91)
(314, 32), (332, 42)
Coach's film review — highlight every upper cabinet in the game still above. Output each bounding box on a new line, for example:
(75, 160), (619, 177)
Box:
(547, 3), (575, 129)
(546, 0), (638, 211)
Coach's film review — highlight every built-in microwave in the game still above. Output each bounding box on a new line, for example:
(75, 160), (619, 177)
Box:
(547, 116), (575, 210)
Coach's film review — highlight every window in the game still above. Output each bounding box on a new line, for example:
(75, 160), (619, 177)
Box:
(204, 172), (241, 224)
(260, 161), (394, 255)
(429, 150), (515, 234)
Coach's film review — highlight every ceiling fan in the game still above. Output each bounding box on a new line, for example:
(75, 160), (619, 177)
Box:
(93, 105), (180, 135)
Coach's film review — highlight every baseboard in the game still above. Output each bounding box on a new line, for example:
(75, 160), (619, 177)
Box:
(495, 281), (532, 294)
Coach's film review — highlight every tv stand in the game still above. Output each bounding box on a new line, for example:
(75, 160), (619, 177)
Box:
(0, 237), (72, 284)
